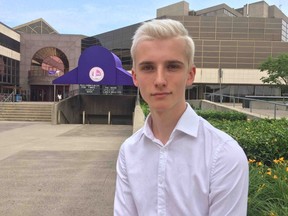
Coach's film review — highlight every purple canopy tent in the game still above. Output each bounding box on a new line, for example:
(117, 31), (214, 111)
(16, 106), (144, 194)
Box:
(52, 45), (134, 86)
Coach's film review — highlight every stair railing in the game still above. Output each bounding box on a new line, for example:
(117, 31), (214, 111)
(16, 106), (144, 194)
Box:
(0, 91), (15, 119)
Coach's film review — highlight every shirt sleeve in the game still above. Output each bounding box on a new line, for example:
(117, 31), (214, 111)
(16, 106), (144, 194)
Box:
(209, 140), (249, 216)
(114, 145), (138, 216)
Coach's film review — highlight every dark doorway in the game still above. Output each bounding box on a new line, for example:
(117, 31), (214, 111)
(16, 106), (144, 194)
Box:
(30, 85), (69, 101)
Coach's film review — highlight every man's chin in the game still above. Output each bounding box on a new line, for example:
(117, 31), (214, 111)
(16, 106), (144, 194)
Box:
(149, 103), (170, 113)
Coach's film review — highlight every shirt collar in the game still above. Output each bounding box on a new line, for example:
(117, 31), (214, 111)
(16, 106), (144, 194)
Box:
(143, 103), (199, 140)
(174, 103), (199, 138)
(143, 113), (154, 140)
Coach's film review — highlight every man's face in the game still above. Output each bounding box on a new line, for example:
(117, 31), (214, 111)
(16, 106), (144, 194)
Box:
(132, 38), (196, 113)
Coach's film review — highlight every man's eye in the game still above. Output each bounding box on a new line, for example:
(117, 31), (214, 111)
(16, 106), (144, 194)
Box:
(167, 64), (181, 70)
(141, 65), (154, 71)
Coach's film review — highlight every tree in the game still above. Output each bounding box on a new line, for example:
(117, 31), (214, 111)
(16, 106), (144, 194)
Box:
(259, 53), (288, 94)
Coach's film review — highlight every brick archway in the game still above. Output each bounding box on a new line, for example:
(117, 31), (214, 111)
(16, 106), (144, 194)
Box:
(29, 47), (70, 101)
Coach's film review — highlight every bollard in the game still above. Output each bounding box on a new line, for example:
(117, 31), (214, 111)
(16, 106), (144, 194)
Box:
(83, 111), (85, 124)
(108, 111), (111, 125)
(57, 110), (61, 124)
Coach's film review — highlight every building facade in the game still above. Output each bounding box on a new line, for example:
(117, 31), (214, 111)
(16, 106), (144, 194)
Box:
(92, 1), (288, 100)
(0, 22), (20, 99)
(0, 19), (85, 101)
(0, 1), (287, 101)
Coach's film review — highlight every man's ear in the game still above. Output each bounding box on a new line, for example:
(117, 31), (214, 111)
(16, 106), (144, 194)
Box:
(132, 69), (139, 87)
(186, 66), (196, 87)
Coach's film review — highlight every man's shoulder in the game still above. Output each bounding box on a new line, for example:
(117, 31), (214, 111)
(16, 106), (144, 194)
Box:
(198, 117), (247, 162)
(121, 127), (144, 148)
(199, 116), (233, 141)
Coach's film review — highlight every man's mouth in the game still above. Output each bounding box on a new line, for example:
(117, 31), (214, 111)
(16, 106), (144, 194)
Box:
(151, 92), (172, 96)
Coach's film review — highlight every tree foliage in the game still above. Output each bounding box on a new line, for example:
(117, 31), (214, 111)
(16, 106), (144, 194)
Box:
(259, 53), (288, 88)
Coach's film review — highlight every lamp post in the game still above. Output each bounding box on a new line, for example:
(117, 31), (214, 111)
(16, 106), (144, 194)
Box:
(53, 84), (56, 102)
(218, 67), (223, 103)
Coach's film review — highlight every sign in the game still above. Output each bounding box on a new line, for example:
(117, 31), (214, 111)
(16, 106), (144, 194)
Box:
(48, 70), (57, 75)
(102, 86), (123, 95)
(89, 67), (104, 82)
(79, 85), (123, 95)
(79, 84), (100, 95)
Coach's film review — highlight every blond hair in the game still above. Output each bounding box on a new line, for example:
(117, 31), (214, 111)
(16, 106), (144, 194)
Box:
(131, 19), (195, 69)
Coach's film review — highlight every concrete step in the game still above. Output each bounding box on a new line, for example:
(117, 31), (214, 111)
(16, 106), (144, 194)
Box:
(1, 107), (52, 110)
(0, 113), (51, 117)
(0, 102), (53, 122)
(0, 117), (51, 122)
(0, 110), (52, 113)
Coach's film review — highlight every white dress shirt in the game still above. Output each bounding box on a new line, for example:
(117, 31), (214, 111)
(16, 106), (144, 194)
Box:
(114, 104), (249, 216)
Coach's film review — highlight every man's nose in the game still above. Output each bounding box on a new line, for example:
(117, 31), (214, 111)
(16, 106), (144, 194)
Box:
(154, 68), (167, 87)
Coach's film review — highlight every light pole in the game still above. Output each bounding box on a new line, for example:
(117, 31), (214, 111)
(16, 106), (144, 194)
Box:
(218, 67), (223, 103)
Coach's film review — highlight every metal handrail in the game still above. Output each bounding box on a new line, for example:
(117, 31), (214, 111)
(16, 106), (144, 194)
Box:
(0, 92), (14, 102)
(67, 87), (137, 98)
(204, 93), (288, 119)
(0, 91), (16, 119)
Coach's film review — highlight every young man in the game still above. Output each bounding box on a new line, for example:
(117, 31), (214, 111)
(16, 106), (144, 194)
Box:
(114, 19), (249, 215)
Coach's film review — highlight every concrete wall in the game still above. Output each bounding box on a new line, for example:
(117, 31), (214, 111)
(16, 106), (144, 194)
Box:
(245, 1), (269, 17)
(250, 100), (288, 111)
(133, 104), (145, 133)
(20, 34), (83, 91)
(157, 1), (189, 17)
(52, 95), (82, 124)
(52, 95), (136, 125)
(200, 100), (261, 119)
(187, 100), (202, 109)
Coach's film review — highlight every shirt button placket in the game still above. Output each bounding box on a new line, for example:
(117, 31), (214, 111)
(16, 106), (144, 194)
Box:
(158, 148), (167, 215)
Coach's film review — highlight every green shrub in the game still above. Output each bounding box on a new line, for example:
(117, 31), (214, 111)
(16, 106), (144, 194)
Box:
(248, 159), (288, 216)
(196, 109), (247, 121)
(140, 100), (150, 117)
(210, 119), (288, 165)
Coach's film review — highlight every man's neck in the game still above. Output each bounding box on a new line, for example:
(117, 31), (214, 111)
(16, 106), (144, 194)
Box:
(150, 103), (187, 145)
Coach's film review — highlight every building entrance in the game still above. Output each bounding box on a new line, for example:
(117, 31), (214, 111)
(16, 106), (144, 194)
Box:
(30, 85), (68, 101)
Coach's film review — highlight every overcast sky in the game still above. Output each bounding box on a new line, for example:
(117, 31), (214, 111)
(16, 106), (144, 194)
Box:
(0, 0), (287, 36)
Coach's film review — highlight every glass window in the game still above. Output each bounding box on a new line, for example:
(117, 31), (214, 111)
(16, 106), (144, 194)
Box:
(0, 33), (20, 52)
(224, 9), (236, 17)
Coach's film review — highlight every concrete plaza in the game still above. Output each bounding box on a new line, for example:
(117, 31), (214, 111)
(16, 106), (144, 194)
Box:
(0, 121), (132, 216)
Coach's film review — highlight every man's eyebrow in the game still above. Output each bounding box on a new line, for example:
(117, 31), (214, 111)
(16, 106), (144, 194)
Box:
(138, 61), (154, 66)
(166, 60), (184, 65)
(138, 60), (184, 65)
